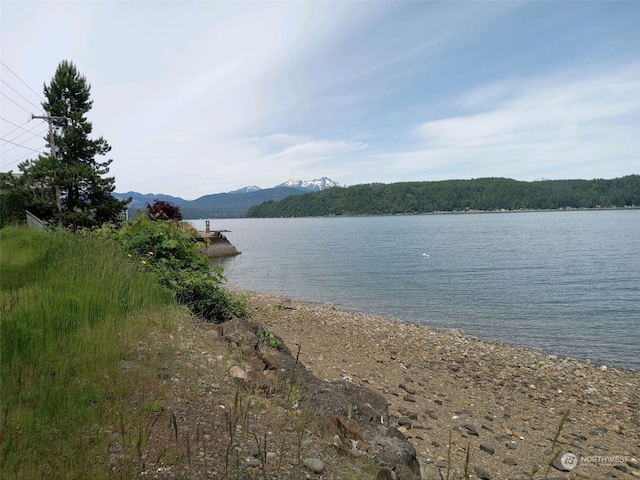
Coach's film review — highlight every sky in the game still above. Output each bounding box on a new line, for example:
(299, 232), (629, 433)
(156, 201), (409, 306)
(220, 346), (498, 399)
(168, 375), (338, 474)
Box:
(1, 1), (639, 200)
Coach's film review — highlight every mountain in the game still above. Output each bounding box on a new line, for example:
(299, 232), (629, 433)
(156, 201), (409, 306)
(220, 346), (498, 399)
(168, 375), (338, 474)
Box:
(180, 187), (305, 218)
(115, 177), (344, 219)
(246, 176), (640, 217)
(228, 185), (261, 194)
(113, 191), (189, 215)
(275, 177), (346, 191)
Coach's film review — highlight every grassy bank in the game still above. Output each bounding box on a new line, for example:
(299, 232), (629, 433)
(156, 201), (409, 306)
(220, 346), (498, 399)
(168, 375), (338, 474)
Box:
(1, 227), (379, 480)
(0, 226), (179, 478)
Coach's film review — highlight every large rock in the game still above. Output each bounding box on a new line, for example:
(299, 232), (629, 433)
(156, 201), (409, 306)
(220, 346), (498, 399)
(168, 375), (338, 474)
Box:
(219, 317), (421, 479)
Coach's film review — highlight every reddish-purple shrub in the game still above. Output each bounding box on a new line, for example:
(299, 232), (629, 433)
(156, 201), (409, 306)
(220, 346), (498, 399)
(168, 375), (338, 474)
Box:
(145, 200), (183, 221)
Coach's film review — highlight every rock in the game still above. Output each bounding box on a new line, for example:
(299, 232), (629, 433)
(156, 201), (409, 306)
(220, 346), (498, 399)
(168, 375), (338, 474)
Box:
(474, 466), (491, 479)
(245, 370), (275, 393)
(258, 349), (283, 370)
(303, 457), (325, 473)
(376, 467), (394, 480)
(465, 424), (479, 436)
(503, 457), (518, 466)
(479, 443), (495, 455)
(421, 465), (443, 480)
(628, 457), (640, 469)
(222, 318), (259, 348)
(398, 417), (412, 427)
(228, 365), (247, 380)
(505, 441), (517, 450)
(403, 394), (417, 402)
(245, 457), (260, 467)
(400, 383), (417, 394)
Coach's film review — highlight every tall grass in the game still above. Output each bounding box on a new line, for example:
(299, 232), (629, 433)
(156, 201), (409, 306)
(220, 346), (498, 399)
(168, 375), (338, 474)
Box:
(0, 226), (173, 479)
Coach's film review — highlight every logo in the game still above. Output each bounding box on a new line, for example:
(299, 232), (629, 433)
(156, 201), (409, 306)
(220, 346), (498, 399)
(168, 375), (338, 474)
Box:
(560, 453), (578, 470)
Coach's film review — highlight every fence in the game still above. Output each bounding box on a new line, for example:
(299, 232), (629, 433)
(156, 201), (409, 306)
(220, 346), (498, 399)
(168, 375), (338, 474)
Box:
(26, 211), (46, 230)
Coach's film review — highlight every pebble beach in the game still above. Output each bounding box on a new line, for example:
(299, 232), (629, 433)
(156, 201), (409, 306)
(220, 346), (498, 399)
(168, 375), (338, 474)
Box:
(236, 289), (640, 479)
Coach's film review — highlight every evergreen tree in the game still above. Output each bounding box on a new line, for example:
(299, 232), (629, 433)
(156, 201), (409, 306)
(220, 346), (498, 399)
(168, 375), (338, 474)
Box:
(0, 60), (128, 228)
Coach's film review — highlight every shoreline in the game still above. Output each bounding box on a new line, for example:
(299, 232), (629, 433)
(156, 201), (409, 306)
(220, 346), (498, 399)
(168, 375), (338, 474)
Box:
(232, 288), (640, 479)
(233, 287), (639, 372)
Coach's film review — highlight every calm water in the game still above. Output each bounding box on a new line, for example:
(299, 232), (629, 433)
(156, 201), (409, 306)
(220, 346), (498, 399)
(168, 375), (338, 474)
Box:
(191, 210), (640, 369)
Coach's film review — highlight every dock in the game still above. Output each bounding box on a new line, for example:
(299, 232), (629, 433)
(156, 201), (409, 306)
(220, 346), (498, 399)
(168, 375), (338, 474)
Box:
(197, 220), (241, 257)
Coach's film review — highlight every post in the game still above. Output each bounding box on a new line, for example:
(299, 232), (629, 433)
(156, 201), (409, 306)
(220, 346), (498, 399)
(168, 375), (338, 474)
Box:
(32, 114), (66, 223)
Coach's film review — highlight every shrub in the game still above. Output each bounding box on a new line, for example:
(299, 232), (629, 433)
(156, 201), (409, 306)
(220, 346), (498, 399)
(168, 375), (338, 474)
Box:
(118, 215), (246, 322)
(145, 200), (183, 221)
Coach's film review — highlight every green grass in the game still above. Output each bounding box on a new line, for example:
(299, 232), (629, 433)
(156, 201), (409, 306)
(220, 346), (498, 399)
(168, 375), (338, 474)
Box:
(0, 226), (174, 479)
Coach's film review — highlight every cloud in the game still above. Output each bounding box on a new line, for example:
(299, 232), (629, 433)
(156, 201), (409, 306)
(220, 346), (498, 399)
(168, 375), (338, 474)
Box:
(391, 61), (640, 180)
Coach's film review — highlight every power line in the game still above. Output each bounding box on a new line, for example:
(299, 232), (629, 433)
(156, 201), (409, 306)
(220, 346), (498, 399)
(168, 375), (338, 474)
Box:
(0, 90), (34, 115)
(0, 137), (44, 154)
(1, 148), (45, 169)
(0, 78), (42, 112)
(0, 118), (45, 142)
(0, 60), (45, 102)
(0, 117), (34, 139)
(0, 126), (47, 155)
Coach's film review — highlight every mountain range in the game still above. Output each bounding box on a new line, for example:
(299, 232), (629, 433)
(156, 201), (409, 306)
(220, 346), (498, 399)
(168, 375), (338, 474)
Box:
(114, 177), (345, 219)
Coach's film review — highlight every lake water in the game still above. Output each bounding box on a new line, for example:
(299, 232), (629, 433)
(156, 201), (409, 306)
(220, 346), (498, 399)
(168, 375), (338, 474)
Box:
(190, 210), (640, 370)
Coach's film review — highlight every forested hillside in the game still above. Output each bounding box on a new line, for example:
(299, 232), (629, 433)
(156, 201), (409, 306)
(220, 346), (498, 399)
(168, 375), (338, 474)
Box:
(246, 176), (640, 217)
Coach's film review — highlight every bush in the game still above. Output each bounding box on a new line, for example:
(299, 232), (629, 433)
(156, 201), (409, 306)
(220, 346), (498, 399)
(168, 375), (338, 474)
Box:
(145, 200), (183, 221)
(118, 215), (246, 322)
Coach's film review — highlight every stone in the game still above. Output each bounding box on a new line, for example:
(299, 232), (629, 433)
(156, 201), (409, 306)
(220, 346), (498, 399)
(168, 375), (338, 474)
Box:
(474, 466), (491, 479)
(303, 457), (325, 473)
(422, 465), (443, 480)
(465, 424), (479, 436)
(245, 457), (260, 467)
(400, 383), (417, 394)
(376, 467), (394, 480)
(245, 370), (275, 392)
(398, 417), (413, 427)
(403, 394), (417, 402)
(228, 365), (247, 380)
(628, 458), (640, 469)
(503, 457), (518, 466)
(505, 441), (517, 449)
(479, 443), (495, 455)
(258, 349), (283, 370)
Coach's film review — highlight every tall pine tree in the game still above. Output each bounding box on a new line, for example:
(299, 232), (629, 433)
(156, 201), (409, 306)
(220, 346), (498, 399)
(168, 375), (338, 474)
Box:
(1, 60), (128, 228)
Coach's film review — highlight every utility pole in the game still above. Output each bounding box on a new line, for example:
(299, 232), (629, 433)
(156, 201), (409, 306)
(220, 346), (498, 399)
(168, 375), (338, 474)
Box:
(31, 114), (66, 223)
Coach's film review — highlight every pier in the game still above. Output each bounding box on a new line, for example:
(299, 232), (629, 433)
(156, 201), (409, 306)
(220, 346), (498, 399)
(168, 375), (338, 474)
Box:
(197, 220), (241, 257)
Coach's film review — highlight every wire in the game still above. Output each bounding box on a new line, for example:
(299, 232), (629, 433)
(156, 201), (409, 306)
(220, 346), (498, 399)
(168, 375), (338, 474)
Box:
(0, 119), (45, 142)
(0, 91), (33, 115)
(0, 117), (35, 140)
(0, 137), (44, 153)
(0, 149), (44, 169)
(0, 127), (47, 156)
(0, 79), (42, 112)
(0, 60), (45, 103)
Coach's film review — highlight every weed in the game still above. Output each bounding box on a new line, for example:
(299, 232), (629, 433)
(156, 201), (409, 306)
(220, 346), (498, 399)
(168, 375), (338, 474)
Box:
(258, 328), (283, 348)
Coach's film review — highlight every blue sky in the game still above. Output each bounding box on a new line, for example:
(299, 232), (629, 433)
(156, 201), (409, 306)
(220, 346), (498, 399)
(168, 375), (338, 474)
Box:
(1, 1), (638, 199)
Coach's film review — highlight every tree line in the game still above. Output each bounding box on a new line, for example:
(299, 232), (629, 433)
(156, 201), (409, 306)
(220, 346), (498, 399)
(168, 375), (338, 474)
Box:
(245, 176), (640, 217)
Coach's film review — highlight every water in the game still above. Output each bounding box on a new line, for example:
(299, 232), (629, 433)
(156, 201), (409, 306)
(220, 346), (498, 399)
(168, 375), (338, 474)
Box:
(190, 210), (640, 369)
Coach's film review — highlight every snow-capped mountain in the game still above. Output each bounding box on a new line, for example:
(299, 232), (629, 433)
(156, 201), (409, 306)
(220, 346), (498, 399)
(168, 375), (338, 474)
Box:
(228, 185), (261, 194)
(275, 177), (346, 192)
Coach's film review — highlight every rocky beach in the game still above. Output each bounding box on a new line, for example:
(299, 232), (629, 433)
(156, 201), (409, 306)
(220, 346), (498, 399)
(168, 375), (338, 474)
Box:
(236, 289), (640, 480)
